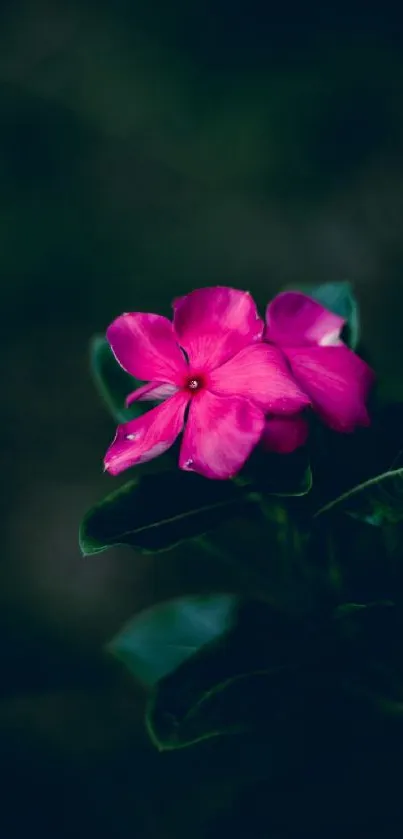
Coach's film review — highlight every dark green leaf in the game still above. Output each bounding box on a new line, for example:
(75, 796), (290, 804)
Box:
(107, 594), (238, 687)
(145, 602), (320, 750)
(286, 280), (360, 349)
(79, 470), (256, 555)
(334, 601), (394, 620)
(90, 334), (149, 422)
(240, 446), (312, 497)
(315, 466), (403, 524)
(146, 669), (282, 750)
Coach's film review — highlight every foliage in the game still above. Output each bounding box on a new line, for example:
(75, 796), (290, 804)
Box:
(79, 281), (403, 834)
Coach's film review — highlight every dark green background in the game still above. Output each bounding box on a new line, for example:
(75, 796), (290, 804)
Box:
(1, 2), (403, 836)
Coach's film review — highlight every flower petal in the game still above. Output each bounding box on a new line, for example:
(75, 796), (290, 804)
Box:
(265, 291), (345, 347)
(173, 286), (263, 370)
(261, 415), (309, 454)
(179, 391), (264, 479)
(107, 313), (187, 383)
(126, 382), (179, 406)
(104, 392), (189, 476)
(283, 345), (374, 432)
(209, 344), (310, 413)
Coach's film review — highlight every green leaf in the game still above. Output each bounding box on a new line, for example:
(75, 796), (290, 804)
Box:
(334, 601), (394, 619)
(90, 334), (149, 422)
(240, 446), (312, 497)
(107, 594), (238, 688)
(146, 669), (279, 750)
(286, 280), (360, 349)
(145, 602), (318, 750)
(314, 467), (403, 524)
(79, 470), (256, 555)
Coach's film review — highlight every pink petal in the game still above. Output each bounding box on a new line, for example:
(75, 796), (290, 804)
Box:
(208, 344), (311, 413)
(126, 382), (179, 406)
(172, 286), (264, 370)
(261, 415), (309, 454)
(107, 313), (187, 383)
(104, 392), (189, 476)
(265, 291), (345, 347)
(179, 391), (265, 480)
(283, 345), (375, 432)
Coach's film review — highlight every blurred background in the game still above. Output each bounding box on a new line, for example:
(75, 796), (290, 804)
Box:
(1, 1), (403, 835)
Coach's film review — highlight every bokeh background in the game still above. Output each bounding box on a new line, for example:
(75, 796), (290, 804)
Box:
(1, 1), (403, 836)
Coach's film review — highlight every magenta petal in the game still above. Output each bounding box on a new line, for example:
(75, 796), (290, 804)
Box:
(284, 345), (374, 432)
(265, 291), (345, 347)
(172, 286), (264, 370)
(126, 382), (179, 406)
(261, 415), (309, 454)
(209, 343), (310, 413)
(179, 391), (265, 479)
(107, 313), (187, 383)
(104, 392), (189, 475)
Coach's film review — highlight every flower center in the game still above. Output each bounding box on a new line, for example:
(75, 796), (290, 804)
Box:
(184, 374), (205, 393)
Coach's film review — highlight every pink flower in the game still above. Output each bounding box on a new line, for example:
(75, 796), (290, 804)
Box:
(263, 291), (375, 443)
(103, 287), (310, 480)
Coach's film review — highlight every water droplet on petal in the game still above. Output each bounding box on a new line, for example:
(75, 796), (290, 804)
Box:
(125, 432), (139, 441)
(184, 458), (193, 469)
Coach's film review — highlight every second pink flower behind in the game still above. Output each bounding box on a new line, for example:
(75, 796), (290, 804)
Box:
(263, 290), (375, 443)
